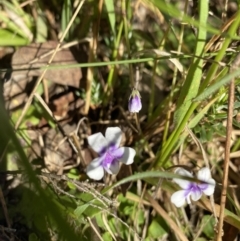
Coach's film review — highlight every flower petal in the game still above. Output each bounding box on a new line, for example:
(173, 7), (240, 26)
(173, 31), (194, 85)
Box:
(86, 158), (104, 180)
(112, 147), (136, 165)
(171, 190), (187, 207)
(105, 127), (122, 148)
(201, 178), (216, 196)
(88, 132), (108, 154)
(197, 167), (211, 181)
(197, 167), (216, 196)
(173, 168), (193, 189)
(190, 187), (202, 201)
(105, 160), (120, 175)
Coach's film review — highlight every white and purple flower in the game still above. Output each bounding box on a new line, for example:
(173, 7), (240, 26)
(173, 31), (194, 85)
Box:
(128, 89), (142, 113)
(86, 127), (136, 180)
(171, 167), (216, 208)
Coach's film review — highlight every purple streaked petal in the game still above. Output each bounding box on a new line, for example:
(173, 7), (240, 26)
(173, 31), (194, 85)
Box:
(128, 95), (142, 113)
(87, 132), (108, 154)
(173, 168), (193, 189)
(171, 190), (188, 207)
(111, 147), (124, 159)
(102, 152), (114, 169)
(113, 147), (136, 165)
(86, 158), (104, 180)
(108, 144), (119, 153)
(105, 127), (122, 148)
(190, 186), (202, 201)
(104, 160), (120, 175)
(201, 178), (216, 196)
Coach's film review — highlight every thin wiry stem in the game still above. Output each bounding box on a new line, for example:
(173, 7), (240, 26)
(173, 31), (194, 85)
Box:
(216, 53), (240, 240)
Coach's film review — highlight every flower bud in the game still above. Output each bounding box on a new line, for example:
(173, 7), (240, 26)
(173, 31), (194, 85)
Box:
(128, 89), (142, 113)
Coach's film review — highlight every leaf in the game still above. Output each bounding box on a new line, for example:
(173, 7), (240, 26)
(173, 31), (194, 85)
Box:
(174, 0), (208, 126)
(61, 0), (72, 40)
(105, 171), (198, 191)
(201, 215), (215, 239)
(148, 217), (169, 238)
(0, 29), (29, 46)
(0, 11), (30, 40)
(104, 0), (116, 35)
(147, 0), (219, 34)
(74, 204), (90, 217)
(194, 68), (240, 101)
(102, 232), (112, 241)
(36, 9), (48, 42)
(198, 197), (240, 230)
(188, 96), (219, 128)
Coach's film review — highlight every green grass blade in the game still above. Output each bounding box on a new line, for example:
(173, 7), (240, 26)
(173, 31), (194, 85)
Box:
(0, 95), (79, 240)
(156, 9), (240, 167)
(194, 69), (240, 102)
(104, 0), (116, 35)
(0, 11), (30, 40)
(174, 0), (208, 126)
(0, 29), (29, 46)
(61, 0), (72, 40)
(149, 0), (220, 35)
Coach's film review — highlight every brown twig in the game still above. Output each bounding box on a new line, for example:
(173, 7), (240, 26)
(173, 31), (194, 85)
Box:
(145, 192), (189, 241)
(216, 53), (240, 240)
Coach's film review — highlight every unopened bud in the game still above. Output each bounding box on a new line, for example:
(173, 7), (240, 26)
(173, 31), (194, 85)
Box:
(128, 89), (142, 113)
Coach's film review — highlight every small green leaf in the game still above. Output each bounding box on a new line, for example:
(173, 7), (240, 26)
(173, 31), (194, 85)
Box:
(201, 215), (215, 239)
(74, 204), (89, 217)
(148, 217), (169, 238)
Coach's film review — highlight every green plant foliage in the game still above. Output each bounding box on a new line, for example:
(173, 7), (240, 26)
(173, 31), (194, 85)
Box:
(201, 215), (215, 239)
(67, 168), (80, 190)
(0, 29), (29, 46)
(104, 0), (116, 35)
(147, 216), (169, 239)
(102, 232), (112, 241)
(2, 0), (240, 240)
(28, 233), (40, 241)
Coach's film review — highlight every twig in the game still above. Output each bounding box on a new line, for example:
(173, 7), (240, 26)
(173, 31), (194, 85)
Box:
(216, 53), (240, 240)
(15, 0), (86, 129)
(87, 217), (104, 241)
(145, 192), (189, 241)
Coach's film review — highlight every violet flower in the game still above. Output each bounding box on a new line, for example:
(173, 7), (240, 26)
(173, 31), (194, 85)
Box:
(128, 89), (142, 113)
(171, 167), (215, 208)
(86, 127), (136, 180)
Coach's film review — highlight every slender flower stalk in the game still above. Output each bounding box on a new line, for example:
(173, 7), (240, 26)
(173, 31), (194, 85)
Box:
(128, 88), (142, 113)
(171, 167), (215, 208)
(86, 127), (136, 180)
